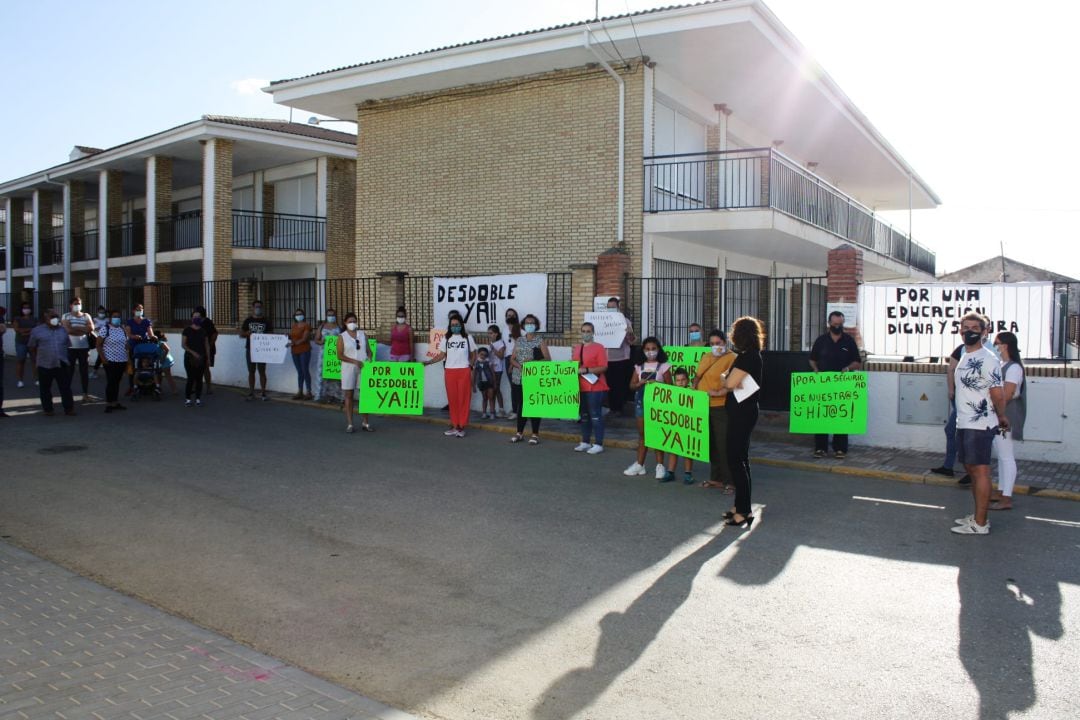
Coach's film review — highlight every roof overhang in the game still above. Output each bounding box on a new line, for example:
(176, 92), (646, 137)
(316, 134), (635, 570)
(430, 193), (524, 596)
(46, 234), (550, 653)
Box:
(267, 0), (938, 211)
(0, 119), (356, 198)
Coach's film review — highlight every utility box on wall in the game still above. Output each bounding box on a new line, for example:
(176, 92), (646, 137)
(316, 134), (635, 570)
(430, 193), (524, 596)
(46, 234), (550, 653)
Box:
(1024, 379), (1066, 442)
(898, 373), (949, 426)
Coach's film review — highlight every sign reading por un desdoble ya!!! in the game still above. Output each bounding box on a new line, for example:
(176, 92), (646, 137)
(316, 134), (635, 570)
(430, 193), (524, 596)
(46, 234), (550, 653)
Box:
(433, 274), (548, 334)
(643, 383), (709, 463)
(358, 362), (425, 415)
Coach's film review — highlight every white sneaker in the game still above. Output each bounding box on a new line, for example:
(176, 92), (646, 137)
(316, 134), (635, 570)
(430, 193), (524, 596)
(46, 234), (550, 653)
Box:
(444, 428), (458, 436)
(507, 412), (517, 420)
(184, 399), (192, 407)
(456, 429), (467, 438)
(623, 462), (646, 476)
(89, 372), (97, 379)
(951, 518), (990, 535)
(655, 464), (667, 480)
(587, 444), (605, 455)
(346, 424), (354, 433)
(496, 410), (505, 418)
(195, 399), (202, 407)
(954, 514), (974, 525)
(16, 380), (24, 388)
(574, 442), (591, 452)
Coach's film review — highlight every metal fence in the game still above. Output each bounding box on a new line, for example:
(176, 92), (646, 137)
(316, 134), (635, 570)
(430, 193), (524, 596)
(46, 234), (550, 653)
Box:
(107, 222), (147, 257)
(72, 230), (99, 262)
(157, 211), (203, 252)
(643, 147), (936, 275)
(624, 275), (828, 351)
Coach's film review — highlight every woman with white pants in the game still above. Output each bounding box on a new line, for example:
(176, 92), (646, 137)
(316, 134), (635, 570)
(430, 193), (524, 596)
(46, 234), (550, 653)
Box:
(991, 332), (1026, 511)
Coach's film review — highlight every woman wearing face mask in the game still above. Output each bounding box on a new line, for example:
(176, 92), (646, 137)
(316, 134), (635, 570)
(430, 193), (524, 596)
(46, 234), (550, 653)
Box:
(507, 314), (550, 444)
(504, 309), (521, 419)
(97, 310), (131, 413)
(125, 304), (155, 397)
(288, 308), (313, 400)
(723, 317), (766, 529)
(624, 337), (671, 477)
(424, 313), (476, 437)
(687, 324), (705, 347)
(337, 313), (373, 433)
(573, 321), (610, 455)
(62, 297), (95, 402)
(694, 330), (736, 492)
(90, 305), (108, 379)
(181, 312), (210, 407)
(13, 302), (39, 388)
(390, 306), (413, 362)
(989, 332), (1026, 512)
(314, 309), (342, 405)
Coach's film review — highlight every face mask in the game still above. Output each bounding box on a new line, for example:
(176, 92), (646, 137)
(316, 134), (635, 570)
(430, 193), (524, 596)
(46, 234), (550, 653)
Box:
(829, 325), (843, 335)
(711, 345), (726, 356)
(253, 308), (263, 317)
(294, 314), (304, 322)
(688, 331), (702, 342)
(607, 306), (618, 313)
(327, 315), (337, 323)
(346, 322), (358, 332)
(506, 316), (517, 325)
(524, 323), (537, 334)
(22, 308), (31, 315)
(962, 330), (982, 346)
(478, 356), (488, 363)
(581, 332), (594, 343)
(97, 312), (106, 319)
(644, 350), (658, 360)
(111, 317), (122, 326)
(71, 304), (82, 313)
(450, 325), (462, 334)
(134, 310), (144, 318)
(396, 316), (406, 324)
(49, 317), (60, 327)
(192, 318), (203, 327)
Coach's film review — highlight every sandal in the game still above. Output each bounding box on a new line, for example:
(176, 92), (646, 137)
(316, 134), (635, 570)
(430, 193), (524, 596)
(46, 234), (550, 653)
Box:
(510, 433), (523, 443)
(722, 484), (735, 495)
(701, 480), (725, 489)
(989, 500), (1013, 511)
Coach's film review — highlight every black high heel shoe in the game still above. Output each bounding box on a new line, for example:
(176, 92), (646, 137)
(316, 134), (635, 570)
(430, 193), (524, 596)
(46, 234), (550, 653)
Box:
(724, 514), (754, 529)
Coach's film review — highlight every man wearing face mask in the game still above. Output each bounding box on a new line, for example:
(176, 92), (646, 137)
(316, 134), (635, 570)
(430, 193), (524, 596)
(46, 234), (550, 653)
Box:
(809, 311), (862, 458)
(240, 300), (273, 401)
(27, 309), (76, 416)
(62, 297), (95, 402)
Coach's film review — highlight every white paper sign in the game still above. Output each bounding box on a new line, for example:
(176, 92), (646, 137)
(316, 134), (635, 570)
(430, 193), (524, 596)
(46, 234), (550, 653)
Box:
(594, 295), (619, 312)
(434, 273), (548, 334)
(249, 333), (289, 364)
(858, 282), (1055, 359)
(585, 311), (628, 349)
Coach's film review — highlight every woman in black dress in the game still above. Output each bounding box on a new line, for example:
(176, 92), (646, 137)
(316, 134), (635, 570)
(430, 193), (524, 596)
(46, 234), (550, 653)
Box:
(723, 316), (766, 528)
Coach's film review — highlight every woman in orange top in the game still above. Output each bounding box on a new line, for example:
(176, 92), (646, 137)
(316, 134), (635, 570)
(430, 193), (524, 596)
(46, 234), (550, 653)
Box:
(694, 329), (735, 491)
(289, 307), (314, 400)
(573, 321), (610, 455)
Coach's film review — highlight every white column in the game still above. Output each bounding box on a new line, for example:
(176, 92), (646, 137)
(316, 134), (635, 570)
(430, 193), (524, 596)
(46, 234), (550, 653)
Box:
(97, 171), (109, 287)
(3, 198), (13, 282)
(31, 190), (41, 293)
(201, 139), (216, 285)
(253, 171), (264, 212)
(642, 64), (654, 158)
(315, 156), (328, 218)
(145, 156), (158, 283)
(62, 183), (72, 288)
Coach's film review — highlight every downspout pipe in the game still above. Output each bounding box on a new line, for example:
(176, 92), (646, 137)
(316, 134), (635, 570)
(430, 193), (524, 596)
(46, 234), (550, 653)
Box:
(584, 29), (624, 248)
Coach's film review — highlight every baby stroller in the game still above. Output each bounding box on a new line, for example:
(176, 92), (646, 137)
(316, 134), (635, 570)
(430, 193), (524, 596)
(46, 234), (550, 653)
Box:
(131, 339), (163, 401)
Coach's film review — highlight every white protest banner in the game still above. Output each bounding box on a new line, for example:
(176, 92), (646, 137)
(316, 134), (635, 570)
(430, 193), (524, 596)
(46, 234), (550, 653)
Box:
(858, 282), (1055, 359)
(434, 274), (548, 334)
(249, 333), (289, 363)
(584, 311), (628, 349)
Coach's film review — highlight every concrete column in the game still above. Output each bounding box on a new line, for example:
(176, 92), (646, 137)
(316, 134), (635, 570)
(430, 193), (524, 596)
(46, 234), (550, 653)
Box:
(31, 190), (41, 293)
(146, 156), (172, 283)
(201, 138), (234, 291)
(62, 184), (72, 287)
(97, 171), (123, 286)
(3, 198), (15, 282)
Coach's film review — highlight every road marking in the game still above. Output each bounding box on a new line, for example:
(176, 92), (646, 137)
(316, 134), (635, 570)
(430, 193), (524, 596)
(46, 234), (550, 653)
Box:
(1024, 515), (1080, 528)
(852, 496), (945, 510)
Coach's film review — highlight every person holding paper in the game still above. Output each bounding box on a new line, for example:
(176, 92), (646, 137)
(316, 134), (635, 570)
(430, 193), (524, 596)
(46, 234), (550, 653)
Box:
(336, 312), (373, 433)
(424, 313), (476, 437)
(723, 316), (765, 529)
(507, 313), (550, 445)
(809, 311), (862, 458)
(240, 300), (272, 402)
(623, 337), (671, 477)
(572, 321), (610, 455)
(289, 308), (314, 401)
(694, 329), (735, 492)
(603, 297), (635, 416)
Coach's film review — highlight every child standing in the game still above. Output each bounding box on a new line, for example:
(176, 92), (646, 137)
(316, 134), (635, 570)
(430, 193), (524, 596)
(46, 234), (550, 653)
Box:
(661, 367), (696, 485)
(487, 325), (507, 418)
(623, 337), (672, 478)
(474, 346), (496, 419)
(157, 332), (179, 395)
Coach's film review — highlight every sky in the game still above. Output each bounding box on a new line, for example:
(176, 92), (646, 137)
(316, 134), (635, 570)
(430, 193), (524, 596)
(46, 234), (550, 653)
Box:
(1, 0), (1078, 279)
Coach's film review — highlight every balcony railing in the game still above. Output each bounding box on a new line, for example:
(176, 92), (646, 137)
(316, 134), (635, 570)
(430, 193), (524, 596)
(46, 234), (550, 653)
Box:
(14, 244), (33, 269)
(72, 229), (99, 262)
(39, 233), (64, 266)
(232, 210), (326, 252)
(107, 221), (147, 257)
(157, 210), (203, 252)
(643, 148), (936, 275)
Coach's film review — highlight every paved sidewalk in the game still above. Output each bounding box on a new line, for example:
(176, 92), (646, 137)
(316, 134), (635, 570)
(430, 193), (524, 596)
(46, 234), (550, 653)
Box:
(0, 542), (416, 720)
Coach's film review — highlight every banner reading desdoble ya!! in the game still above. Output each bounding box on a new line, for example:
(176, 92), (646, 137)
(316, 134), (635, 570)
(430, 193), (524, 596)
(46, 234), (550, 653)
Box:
(433, 274), (548, 334)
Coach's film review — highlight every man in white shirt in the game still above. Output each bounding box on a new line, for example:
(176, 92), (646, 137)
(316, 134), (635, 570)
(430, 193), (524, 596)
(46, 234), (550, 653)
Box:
(951, 313), (1009, 536)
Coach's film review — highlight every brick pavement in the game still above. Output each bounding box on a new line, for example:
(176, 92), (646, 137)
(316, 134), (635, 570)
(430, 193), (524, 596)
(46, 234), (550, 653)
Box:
(0, 542), (416, 720)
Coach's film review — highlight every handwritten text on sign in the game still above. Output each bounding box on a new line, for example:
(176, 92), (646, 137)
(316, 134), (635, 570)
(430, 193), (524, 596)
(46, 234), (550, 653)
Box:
(643, 384), (709, 463)
(789, 371), (868, 434)
(584, 311), (628, 349)
(249, 333), (288, 364)
(426, 328), (446, 360)
(359, 362), (425, 415)
(666, 346), (710, 381)
(322, 337), (341, 380)
(434, 273), (548, 334)
(521, 361), (580, 419)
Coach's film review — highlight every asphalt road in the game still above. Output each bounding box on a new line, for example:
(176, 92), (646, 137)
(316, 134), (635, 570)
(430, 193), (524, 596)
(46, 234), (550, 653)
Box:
(1, 381), (1078, 719)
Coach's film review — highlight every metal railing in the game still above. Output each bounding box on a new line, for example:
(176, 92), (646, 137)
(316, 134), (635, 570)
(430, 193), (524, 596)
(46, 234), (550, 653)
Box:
(403, 273), (573, 336)
(232, 210), (326, 252)
(72, 230), (99, 262)
(164, 280), (239, 328)
(107, 221), (146, 257)
(39, 234), (64, 266)
(14, 244), (33, 270)
(83, 286), (145, 316)
(157, 211), (203, 252)
(643, 148), (936, 275)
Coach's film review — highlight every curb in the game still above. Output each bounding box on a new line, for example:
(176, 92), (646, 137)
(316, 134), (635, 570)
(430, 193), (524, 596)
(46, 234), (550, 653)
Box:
(264, 391), (1080, 504)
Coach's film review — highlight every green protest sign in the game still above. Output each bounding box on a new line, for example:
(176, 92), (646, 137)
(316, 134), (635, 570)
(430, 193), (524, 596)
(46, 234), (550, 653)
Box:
(521, 361), (580, 420)
(322, 337), (342, 380)
(665, 346), (710, 381)
(358, 362), (425, 415)
(789, 371), (868, 434)
(643, 383), (709, 462)
(368, 337), (378, 360)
